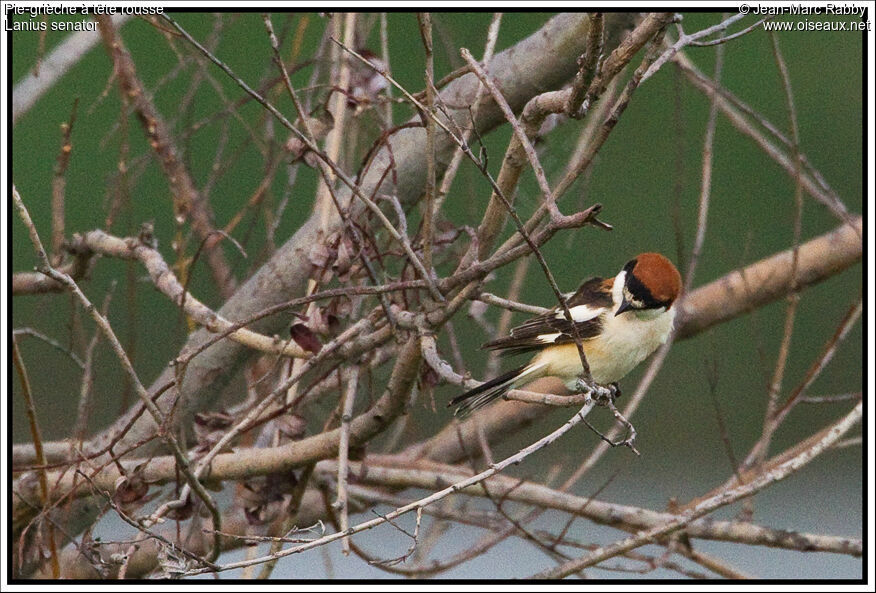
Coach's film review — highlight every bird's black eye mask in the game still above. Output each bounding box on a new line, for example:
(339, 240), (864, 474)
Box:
(622, 259), (667, 310)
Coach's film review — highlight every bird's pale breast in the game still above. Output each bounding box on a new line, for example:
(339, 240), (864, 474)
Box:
(537, 307), (675, 388)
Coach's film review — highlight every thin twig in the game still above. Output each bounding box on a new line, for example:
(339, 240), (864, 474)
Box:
(379, 13), (393, 125)
(476, 293), (549, 316)
(686, 15), (773, 46)
(154, 318), (372, 527)
(321, 456), (862, 558)
(672, 50), (852, 222)
(12, 335), (60, 578)
(433, 13), (502, 215)
(336, 366), (361, 555)
(683, 36), (723, 294)
(163, 14), (444, 302)
(73, 284), (116, 444)
(460, 47), (605, 381)
(641, 12), (746, 83)
(50, 98), (78, 264)
(11, 328), (85, 369)
(751, 31), (806, 477)
(418, 12), (437, 279)
(96, 15), (236, 298)
(62, 230), (309, 359)
(12, 14), (133, 123)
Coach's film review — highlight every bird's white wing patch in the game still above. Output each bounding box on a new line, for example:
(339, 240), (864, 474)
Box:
(555, 305), (605, 322)
(536, 332), (562, 343)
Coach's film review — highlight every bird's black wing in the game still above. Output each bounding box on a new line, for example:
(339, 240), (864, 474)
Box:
(482, 277), (614, 356)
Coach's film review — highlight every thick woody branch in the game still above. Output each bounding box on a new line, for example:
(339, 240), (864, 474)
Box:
(12, 189), (221, 547)
(676, 216), (862, 339)
(31, 491), (328, 579)
(12, 251), (95, 295)
(15, 338), (422, 510)
(14, 215), (861, 471)
(489, 18), (670, 260)
(566, 12), (604, 117)
(61, 229), (307, 358)
(13, 12), (862, 580)
(466, 12), (671, 264)
(18, 214), (860, 476)
(12, 15), (133, 124)
(182, 403), (593, 576)
(587, 12), (676, 103)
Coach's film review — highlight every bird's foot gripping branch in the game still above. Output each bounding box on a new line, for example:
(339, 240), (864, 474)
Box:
(573, 377), (620, 406)
(575, 376), (639, 455)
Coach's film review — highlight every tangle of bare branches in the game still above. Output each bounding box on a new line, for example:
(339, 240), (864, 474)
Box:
(9, 11), (864, 582)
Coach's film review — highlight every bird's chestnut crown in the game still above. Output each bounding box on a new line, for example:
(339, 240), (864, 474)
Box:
(617, 252), (682, 315)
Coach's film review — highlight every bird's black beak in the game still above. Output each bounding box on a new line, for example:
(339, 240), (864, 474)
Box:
(615, 298), (633, 317)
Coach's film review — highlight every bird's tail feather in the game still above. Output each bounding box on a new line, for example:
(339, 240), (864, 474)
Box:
(449, 363), (546, 418)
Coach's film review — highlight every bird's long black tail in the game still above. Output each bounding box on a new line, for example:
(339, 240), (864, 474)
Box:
(449, 364), (541, 418)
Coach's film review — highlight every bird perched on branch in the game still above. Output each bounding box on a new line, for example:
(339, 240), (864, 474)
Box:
(450, 253), (682, 417)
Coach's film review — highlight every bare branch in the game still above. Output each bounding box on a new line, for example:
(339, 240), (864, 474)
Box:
(96, 15), (236, 298)
(12, 14), (132, 123)
(532, 401), (862, 578)
(182, 403), (593, 576)
(676, 216), (862, 339)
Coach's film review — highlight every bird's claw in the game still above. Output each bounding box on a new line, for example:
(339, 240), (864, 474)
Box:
(609, 382), (621, 400)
